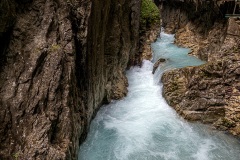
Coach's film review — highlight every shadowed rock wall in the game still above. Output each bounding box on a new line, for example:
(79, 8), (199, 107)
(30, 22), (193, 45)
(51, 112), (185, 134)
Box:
(0, 0), (140, 159)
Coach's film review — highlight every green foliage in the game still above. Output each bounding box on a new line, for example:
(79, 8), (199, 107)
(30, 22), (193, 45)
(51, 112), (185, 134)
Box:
(140, 0), (160, 27)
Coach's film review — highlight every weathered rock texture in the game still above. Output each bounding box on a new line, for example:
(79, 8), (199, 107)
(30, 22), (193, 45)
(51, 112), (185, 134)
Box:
(139, 24), (160, 61)
(159, 0), (229, 59)
(0, 0), (140, 159)
(159, 0), (240, 136)
(139, 0), (160, 61)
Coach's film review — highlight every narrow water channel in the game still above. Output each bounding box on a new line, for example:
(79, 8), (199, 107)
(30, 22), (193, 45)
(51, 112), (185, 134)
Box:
(78, 31), (240, 160)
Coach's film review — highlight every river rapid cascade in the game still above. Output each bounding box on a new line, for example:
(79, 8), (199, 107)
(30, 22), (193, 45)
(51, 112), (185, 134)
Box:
(78, 31), (240, 160)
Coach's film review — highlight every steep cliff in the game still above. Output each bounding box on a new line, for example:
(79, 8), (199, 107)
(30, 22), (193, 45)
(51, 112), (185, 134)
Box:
(139, 0), (160, 61)
(158, 0), (240, 136)
(0, 0), (140, 159)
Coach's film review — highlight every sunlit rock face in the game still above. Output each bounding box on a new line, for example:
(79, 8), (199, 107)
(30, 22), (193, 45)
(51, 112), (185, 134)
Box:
(0, 0), (140, 159)
(158, 0), (240, 136)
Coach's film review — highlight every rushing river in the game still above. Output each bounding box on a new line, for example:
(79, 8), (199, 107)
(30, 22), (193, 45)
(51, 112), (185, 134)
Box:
(78, 31), (240, 160)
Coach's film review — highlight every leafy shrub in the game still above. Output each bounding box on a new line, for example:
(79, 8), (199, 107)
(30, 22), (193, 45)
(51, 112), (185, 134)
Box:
(140, 0), (160, 28)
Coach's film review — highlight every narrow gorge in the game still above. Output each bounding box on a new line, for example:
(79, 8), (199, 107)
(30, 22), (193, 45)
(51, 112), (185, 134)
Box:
(159, 0), (240, 136)
(0, 0), (239, 160)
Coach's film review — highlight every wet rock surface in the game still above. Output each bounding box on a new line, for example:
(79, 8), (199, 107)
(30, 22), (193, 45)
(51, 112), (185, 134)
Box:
(159, 0), (240, 136)
(152, 58), (166, 74)
(139, 24), (160, 61)
(162, 47), (240, 135)
(0, 0), (140, 159)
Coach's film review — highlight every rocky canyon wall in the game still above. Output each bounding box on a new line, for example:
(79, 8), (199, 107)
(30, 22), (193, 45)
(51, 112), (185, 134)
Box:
(0, 0), (140, 159)
(158, 0), (240, 136)
(139, 0), (160, 61)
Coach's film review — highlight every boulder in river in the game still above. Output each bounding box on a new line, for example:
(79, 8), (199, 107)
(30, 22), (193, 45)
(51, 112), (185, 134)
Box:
(152, 58), (166, 74)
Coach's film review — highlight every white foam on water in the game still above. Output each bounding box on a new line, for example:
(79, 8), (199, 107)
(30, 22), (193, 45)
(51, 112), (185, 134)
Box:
(78, 31), (240, 160)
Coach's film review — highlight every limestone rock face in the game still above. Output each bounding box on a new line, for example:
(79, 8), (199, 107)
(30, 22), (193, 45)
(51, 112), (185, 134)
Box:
(158, 0), (228, 60)
(162, 43), (240, 134)
(0, 0), (140, 159)
(159, 0), (240, 136)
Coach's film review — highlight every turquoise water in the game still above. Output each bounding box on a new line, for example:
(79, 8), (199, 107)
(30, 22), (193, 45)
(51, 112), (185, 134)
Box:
(78, 31), (240, 160)
(151, 32), (205, 79)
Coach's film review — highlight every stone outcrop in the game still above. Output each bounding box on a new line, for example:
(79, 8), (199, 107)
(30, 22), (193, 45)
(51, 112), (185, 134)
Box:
(159, 0), (229, 60)
(162, 34), (240, 135)
(158, 0), (240, 136)
(152, 58), (166, 74)
(139, 0), (160, 61)
(139, 24), (160, 61)
(0, 0), (140, 159)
